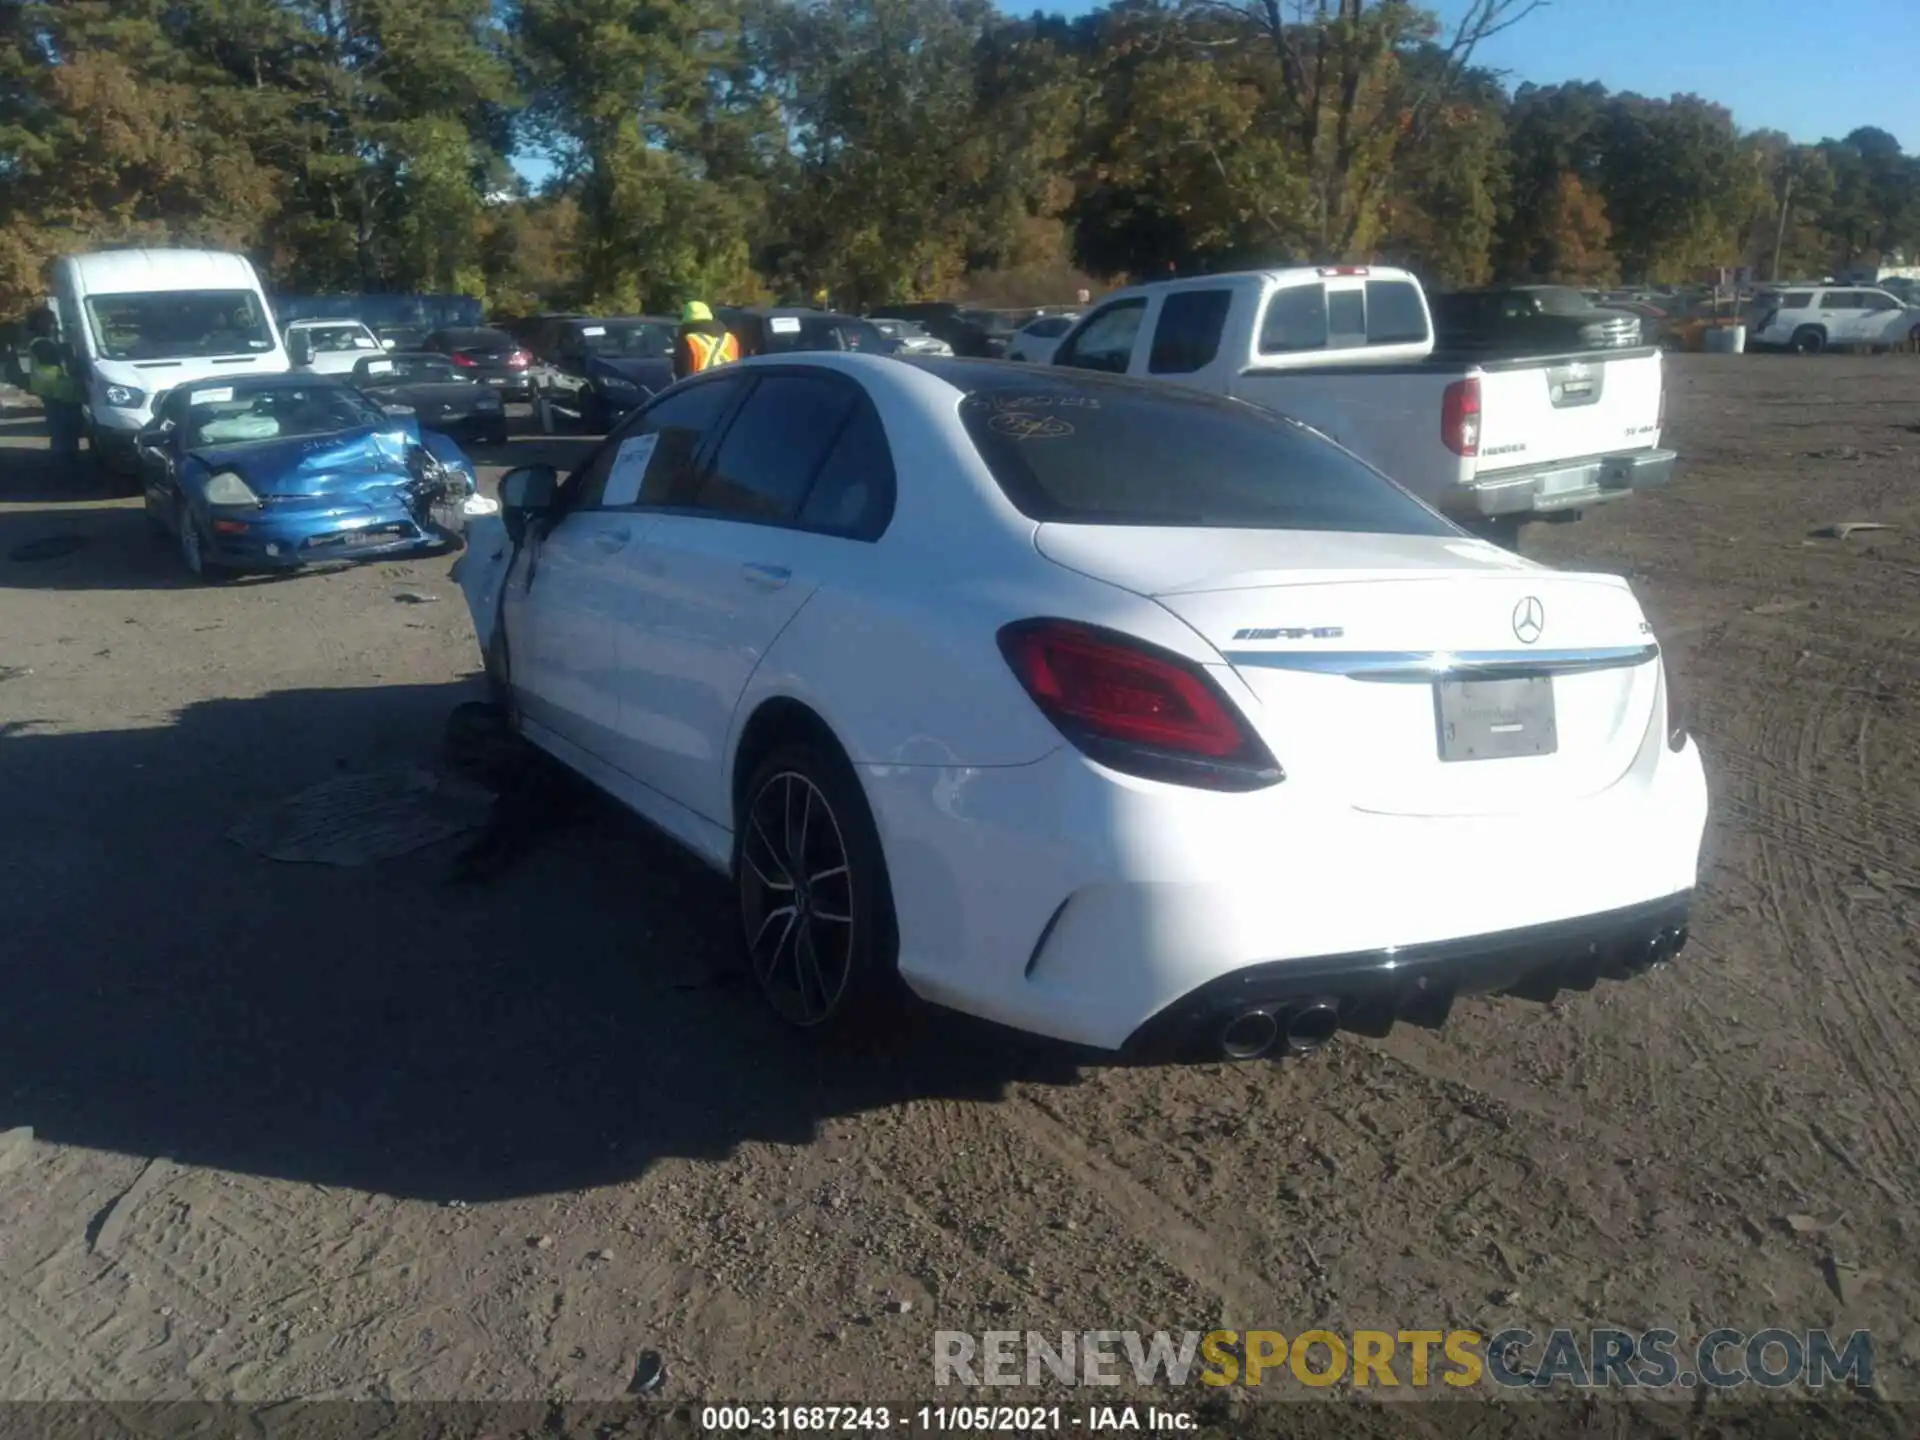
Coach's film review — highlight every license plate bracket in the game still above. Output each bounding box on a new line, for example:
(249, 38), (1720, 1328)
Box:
(1434, 676), (1557, 762)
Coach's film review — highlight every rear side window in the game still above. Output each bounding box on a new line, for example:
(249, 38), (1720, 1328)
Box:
(956, 378), (1452, 536)
(1365, 279), (1429, 343)
(1780, 292), (1813, 309)
(1149, 289), (1232, 374)
(697, 373), (859, 522)
(796, 398), (896, 540)
(1259, 285), (1328, 352)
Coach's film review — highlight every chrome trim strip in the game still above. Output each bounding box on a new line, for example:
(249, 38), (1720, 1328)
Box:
(1222, 643), (1659, 681)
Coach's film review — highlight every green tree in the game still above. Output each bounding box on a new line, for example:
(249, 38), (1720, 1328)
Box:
(518, 0), (759, 311)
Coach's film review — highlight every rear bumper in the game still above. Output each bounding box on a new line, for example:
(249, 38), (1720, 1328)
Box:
(1122, 892), (1691, 1062)
(1461, 448), (1676, 518)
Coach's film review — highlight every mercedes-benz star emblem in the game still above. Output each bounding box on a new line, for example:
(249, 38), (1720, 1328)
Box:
(1512, 595), (1545, 644)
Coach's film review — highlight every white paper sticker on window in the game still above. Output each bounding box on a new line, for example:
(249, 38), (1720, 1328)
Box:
(768, 316), (802, 334)
(191, 386), (234, 404)
(601, 432), (660, 507)
(366, 359), (394, 374)
(582, 325), (607, 337)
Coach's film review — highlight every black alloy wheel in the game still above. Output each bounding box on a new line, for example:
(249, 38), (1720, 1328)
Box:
(736, 743), (897, 1031)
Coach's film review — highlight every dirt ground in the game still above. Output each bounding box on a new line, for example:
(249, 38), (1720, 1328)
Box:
(2, 358), (1917, 1429)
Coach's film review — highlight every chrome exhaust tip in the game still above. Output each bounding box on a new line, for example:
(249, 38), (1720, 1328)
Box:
(1220, 1008), (1279, 1061)
(1281, 1000), (1340, 1055)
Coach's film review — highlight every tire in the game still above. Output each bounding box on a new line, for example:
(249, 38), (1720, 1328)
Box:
(1791, 326), (1826, 355)
(735, 740), (899, 1034)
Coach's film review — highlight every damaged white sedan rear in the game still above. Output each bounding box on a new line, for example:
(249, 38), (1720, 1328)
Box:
(456, 354), (1708, 1061)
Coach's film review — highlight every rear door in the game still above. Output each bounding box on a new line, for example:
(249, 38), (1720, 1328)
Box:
(606, 369), (894, 824)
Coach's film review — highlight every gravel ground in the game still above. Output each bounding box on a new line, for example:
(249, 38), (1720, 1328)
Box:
(1, 360), (1917, 1432)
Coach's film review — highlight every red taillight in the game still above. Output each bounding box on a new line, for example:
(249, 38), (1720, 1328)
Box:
(1442, 377), (1481, 457)
(449, 351), (477, 368)
(997, 619), (1282, 790)
(1317, 265), (1370, 277)
(507, 348), (531, 369)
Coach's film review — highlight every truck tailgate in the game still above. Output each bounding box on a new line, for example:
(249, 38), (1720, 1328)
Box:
(1473, 348), (1663, 474)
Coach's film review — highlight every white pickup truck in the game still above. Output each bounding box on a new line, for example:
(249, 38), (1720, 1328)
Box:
(1041, 266), (1674, 542)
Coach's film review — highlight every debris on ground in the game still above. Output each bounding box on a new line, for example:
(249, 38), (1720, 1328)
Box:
(393, 591), (440, 604)
(629, 1351), (667, 1393)
(226, 766), (496, 866)
(1810, 521), (1895, 539)
(0, 665), (29, 682)
(1748, 598), (1815, 615)
(8, 535), (89, 562)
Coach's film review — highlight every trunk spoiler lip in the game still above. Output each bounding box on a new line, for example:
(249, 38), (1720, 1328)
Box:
(1221, 642), (1658, 682)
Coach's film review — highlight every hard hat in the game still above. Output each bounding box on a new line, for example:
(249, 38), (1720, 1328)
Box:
(681, 301), (714, 324)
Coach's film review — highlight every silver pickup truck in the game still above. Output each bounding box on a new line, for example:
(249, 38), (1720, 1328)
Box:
(1041, 266), (1676, 545)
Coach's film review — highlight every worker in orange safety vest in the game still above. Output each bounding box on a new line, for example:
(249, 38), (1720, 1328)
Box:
(673, 301), (740, 381)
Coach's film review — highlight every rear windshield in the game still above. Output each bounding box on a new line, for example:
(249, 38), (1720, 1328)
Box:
(355, 355), (458, 382)
(85, 290), (276, 361)
(578, 321), (674, 358)
(435, 328), (513, 350)
(297, 323), (379, 351)
(951, 374), (1453, 535)
(765, 317), (890, 353)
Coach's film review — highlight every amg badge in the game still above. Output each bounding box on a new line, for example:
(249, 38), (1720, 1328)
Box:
(1231, 625), (1346, 641)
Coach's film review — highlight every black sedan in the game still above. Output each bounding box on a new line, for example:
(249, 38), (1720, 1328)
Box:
(353, 353), (508, 446)
(421, 326), (536, 400)
(531, 316), (677, 434)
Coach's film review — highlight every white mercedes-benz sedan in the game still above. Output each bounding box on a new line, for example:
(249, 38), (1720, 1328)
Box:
(457, 353), (1707, 1061)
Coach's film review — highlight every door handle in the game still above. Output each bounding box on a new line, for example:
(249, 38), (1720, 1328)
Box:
(741, 562), (791, 590)
(592, 526), (632, 553)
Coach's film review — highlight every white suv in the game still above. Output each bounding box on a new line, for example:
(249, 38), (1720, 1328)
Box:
(1752, 286), (1920, 352)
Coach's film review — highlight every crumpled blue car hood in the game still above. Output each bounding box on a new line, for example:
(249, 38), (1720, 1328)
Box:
(189, 424), (421, 497)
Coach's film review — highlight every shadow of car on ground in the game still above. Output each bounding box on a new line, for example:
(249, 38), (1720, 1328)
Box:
(0, 680), (1090, 1203)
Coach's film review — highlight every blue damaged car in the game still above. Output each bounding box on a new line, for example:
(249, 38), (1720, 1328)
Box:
(135, 373), (483, 581)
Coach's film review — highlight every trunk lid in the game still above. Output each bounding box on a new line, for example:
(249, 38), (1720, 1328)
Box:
(1035, 524), (1660, 817)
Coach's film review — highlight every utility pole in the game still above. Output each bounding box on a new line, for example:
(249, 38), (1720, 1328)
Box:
(1771, 173), (1795, 282)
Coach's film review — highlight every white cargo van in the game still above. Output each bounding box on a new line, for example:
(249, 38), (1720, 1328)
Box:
(51, 248), (288, 471)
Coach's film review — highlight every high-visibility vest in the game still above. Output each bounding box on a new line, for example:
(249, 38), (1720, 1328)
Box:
(679, 328), (739, 375)
(27, 337), (82, 405)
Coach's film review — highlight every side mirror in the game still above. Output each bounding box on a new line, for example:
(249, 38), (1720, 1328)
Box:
(499, 464), (558, 544)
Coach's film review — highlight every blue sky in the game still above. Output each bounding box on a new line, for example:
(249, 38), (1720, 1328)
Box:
(513, 0), (1917, 185)
(1427, 0), (1918, 146)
